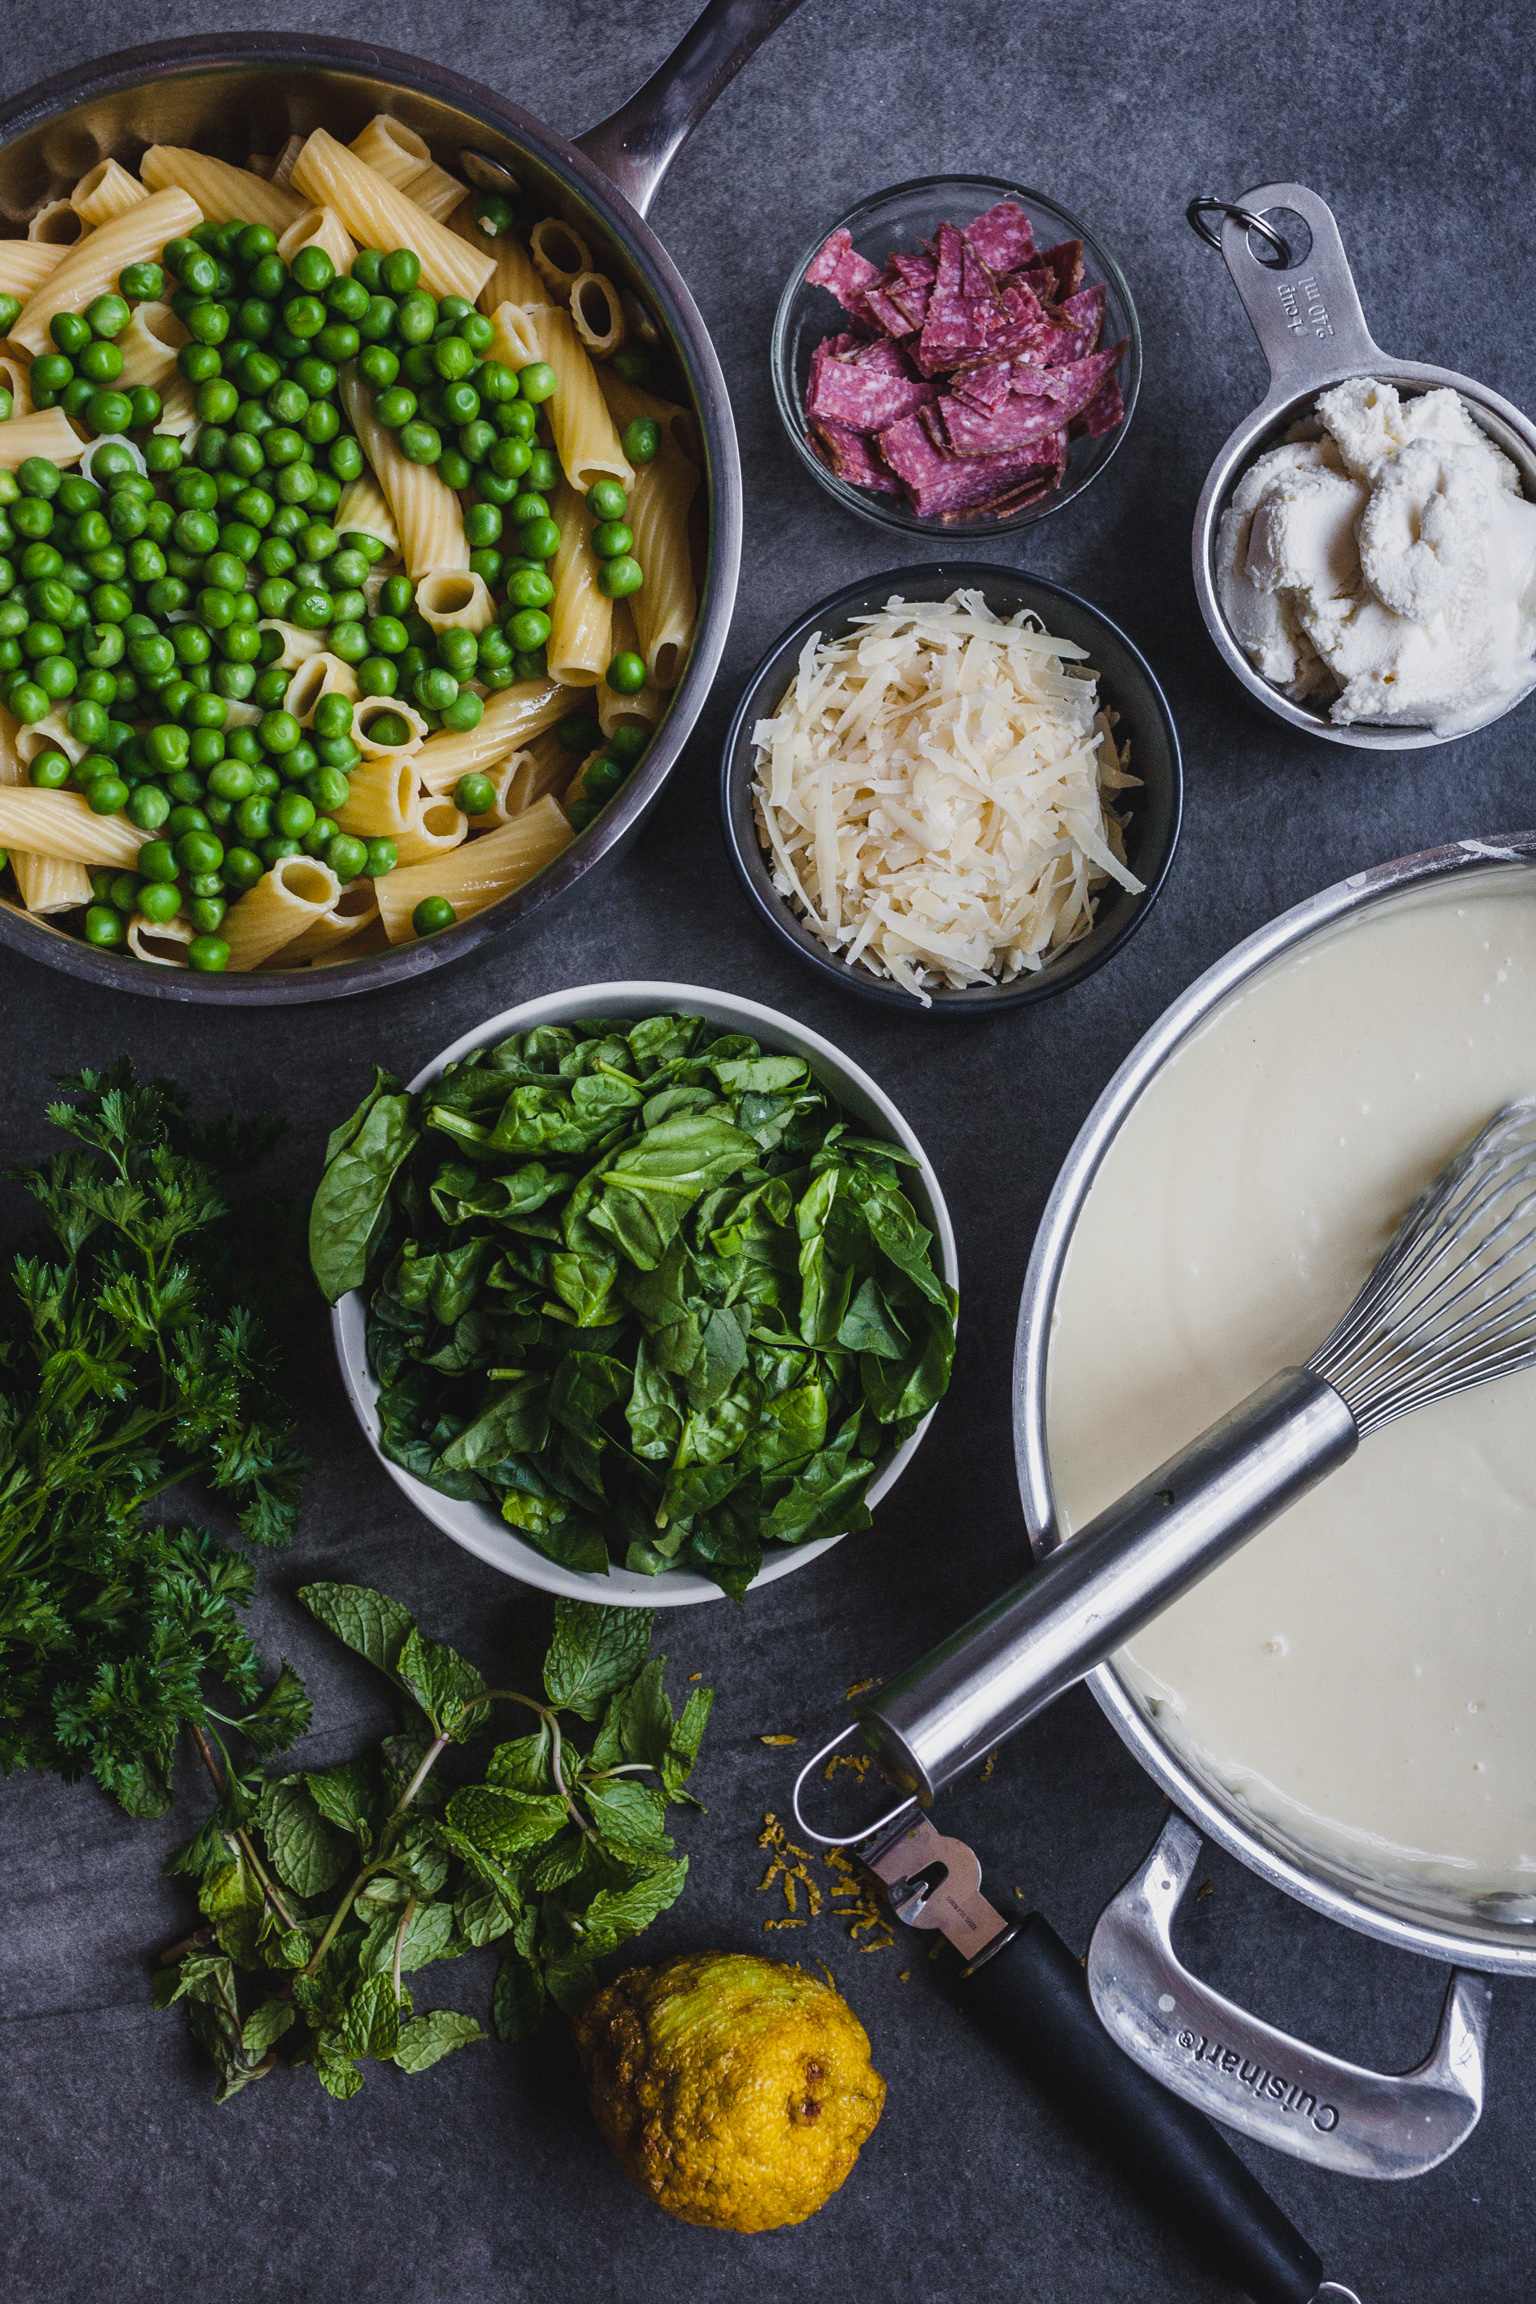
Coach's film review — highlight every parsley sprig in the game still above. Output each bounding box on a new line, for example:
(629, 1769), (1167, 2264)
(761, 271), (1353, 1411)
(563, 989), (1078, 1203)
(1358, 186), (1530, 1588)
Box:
(0, 1064), (307, 1815)
(157, 1588), (713, 2101)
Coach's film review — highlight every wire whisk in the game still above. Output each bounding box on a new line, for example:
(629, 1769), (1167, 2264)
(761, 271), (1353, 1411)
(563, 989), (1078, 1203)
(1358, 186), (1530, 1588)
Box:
(803, 1097), (1536, 1827)
(1310, 1098), (1536, 1434)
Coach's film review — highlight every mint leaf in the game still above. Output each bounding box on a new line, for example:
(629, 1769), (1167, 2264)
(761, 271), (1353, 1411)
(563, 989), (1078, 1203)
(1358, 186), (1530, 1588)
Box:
(528, 1833), (586, 1891)
(493, 1951), (547, 2042)
(454, 1874), (516, 1948)
(393, 2010), (484, 2072)
(397, 1624), (487, 1743)
(258, 1777), (350, 1897)
(445, 1784), (568, 1855)
(485, 1728), (551, 1793)
(542, 1599), (655, 1720)
(665, 1685), (714, 1801)
(340, 1971), (403, 2061)
(576, 1858), (688, 1956)
(582, 1779), (671, 1854)
(360, 1896), (456, 1977)
(305, 1759), (384, 1850)
(299, 1582), (416, 1679)
(542, 1952), (599, 2019)
(616, 1657), (674, 1771)
(242, 2000), (297, 2060)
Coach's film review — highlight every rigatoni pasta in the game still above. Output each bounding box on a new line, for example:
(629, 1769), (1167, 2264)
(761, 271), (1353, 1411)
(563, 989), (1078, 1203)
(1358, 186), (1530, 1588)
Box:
(290, 130), (494, 303)
(10, 186), (200, 351)
(70, 160), (149, 228)
(372, 800), (573, 940)
(139, 147), (305, 231)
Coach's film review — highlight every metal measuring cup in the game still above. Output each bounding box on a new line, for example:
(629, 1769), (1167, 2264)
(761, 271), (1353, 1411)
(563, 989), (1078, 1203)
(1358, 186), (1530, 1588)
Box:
(1190, 179), (1536, 750)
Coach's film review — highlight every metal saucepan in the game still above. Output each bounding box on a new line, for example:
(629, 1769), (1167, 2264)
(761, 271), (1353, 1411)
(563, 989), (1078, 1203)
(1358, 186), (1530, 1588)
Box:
(0, 0), (802, 1002)
(1190, 180), (1536, 751)
(1012, 832), (1536, 2177)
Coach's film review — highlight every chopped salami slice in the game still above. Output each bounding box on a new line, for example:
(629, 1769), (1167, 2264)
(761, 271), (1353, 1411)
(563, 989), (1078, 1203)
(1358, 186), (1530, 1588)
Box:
(1052, 283), (1106, 360)
(951, 357), (1014, 413)
(877, 413), (1066, 519)
(963, 199), (1035, 275)
(916, 223), (995, 366)
(1031, 239), (1085, 302)
(811, 418), (901, 493)
(937, 392), (1075, 457)
(1075, 374), (1126, 438)
(806, 334), (935, 430)
(862, 287), (916, 337)
(806, 227), (881, 316)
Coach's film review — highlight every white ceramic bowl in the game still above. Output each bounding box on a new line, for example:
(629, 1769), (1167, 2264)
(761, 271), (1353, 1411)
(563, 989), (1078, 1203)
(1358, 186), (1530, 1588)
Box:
(331, 981), (958, 1605)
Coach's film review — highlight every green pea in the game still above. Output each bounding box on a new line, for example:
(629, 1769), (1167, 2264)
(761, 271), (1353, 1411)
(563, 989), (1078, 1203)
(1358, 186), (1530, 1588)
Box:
(176, 829), (224, 874)
(83, 903), (125, 949)
(251, 666), (290, 708)
(414, 667), (458, 712)
(605, 650), (647, 696)
(608, 725), (648, 767)
(586, 479), (628, 523)
(134, 838), (178, 884)
(259, 709), (301, 755)
(204, 760), (254, 804)
(590, 520), (633, 560)
(438, 690), (482, 734)
(142, 432), (182, 475)
(186, 933), (230, 971)
(397, 421), (441, 466)
(328, 436), (365, 485)
(403, 894), (453, 940)
(440, 381), (479, 429)
(350, 247), (384, 293)
(509, 491), (550, 528)
(430, 333), (472, 383)
(520, 517), (561, 561)
(126, 386), (162, 430)
(596, 554), (643, 599)
(497, 400), (538, 443)
(322, 274), (367, 326)
(259, 834), (300, 866)
(28, 749), (70, 789)
(511, 648), (547, 680)
(506, 607), (551, 654)
(358, 836), (395, 878)
(286, 587), (330, 631)
(355, 656), (394, 697)
(135, 878), (179, 925)
(215, 845), (258, 892)
(281, 295), (326, 341)
(290, 244), (335, 295)
(36, 656), (77, 701)
(87, 389), (134, 434)
(31, 353), (73, 397)
(395, 292), (437, 348)
(17, 457), (61, 500)
(526, 449), (560, 493)
(621, 416), (660, 466)
(460, 313), (494, 354)
(181, 895), (224, 933)
(517, 361), (557, 404)
(450, 771), (495, 818)
(233, 793), (273, 844)
(565, 795), (601, 832)
(271, 789), (315, 840)
(307, 691), (350, 740)
(380, 248), (420, 296)
(362, 709), (410, 747)
(119, 262), (164, 302)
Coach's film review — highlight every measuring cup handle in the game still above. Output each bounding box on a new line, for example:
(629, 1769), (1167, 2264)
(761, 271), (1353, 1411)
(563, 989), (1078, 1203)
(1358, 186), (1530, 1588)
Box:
(1218, 182), (1382, 405)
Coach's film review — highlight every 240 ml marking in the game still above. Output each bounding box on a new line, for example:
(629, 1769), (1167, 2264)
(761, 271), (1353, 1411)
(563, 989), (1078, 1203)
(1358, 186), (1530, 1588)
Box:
(1277, 274), (1333, 342)
(1176, 2028), (1340, 2131)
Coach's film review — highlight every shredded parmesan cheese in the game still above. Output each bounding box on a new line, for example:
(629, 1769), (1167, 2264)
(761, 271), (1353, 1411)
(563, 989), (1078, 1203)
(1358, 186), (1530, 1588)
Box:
(750, 588), (1143, 1004)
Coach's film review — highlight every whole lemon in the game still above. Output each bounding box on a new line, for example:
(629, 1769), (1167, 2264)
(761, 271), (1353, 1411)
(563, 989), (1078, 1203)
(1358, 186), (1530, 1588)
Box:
(574, 1950), (886, 2232)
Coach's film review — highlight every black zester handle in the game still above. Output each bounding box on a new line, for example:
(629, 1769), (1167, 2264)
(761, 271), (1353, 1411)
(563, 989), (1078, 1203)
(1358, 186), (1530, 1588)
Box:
(958, 1915), (1324, 2304)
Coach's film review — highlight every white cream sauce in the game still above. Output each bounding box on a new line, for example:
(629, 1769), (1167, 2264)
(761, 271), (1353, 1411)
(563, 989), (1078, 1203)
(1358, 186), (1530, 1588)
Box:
(1046, 879), (1536, 1913)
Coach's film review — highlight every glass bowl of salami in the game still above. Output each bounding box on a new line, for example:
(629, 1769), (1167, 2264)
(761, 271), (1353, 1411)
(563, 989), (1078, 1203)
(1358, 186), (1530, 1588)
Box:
(772, 175), (1140, 535)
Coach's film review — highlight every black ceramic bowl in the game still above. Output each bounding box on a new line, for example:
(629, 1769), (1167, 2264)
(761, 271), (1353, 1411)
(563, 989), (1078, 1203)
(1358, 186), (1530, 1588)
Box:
(720, 564), (1182, 1013)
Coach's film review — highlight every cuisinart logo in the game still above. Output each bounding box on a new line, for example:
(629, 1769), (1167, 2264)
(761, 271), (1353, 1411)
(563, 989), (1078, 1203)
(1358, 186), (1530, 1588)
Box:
(1175, 2029), (1340, 2132)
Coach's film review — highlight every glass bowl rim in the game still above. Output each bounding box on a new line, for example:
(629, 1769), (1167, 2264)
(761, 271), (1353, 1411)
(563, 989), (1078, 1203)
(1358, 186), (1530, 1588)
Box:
(771, 171), (1144, 542)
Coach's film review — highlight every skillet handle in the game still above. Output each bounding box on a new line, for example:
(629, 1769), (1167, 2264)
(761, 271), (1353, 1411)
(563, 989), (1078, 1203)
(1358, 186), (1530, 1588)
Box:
(1087, 1816), (1492, 2181)
(574, 0), (806, 217)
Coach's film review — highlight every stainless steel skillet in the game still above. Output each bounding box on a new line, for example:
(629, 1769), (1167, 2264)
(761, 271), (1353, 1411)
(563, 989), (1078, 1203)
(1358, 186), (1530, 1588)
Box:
(0, 0), (802, 1002)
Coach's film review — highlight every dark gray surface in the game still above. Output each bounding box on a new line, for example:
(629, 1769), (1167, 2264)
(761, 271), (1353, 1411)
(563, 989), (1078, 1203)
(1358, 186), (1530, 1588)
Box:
(2, 3), (1532, 2299)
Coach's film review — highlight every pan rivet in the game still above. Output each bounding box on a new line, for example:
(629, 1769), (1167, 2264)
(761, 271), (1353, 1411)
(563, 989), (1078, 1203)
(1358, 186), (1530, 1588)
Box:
(1158, 1993), (1176, 2012)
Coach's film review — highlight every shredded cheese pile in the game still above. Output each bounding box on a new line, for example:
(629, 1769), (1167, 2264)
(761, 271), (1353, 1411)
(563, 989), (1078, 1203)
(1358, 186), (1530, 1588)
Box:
(751, 589), (1144, 1003)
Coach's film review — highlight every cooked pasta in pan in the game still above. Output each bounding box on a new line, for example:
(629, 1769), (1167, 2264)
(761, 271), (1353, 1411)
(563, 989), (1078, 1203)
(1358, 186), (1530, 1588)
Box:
(0, 119), (704, 971)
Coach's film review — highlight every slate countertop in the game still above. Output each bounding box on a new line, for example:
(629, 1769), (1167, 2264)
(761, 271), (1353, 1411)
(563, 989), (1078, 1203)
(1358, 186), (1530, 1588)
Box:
(3, 3), (1532, 2299)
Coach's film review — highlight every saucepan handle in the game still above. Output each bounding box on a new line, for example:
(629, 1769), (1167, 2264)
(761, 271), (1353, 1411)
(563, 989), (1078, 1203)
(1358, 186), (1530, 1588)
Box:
(1213, 180), (1383, 407)
(1087, 1816), (1492, 2181)
(961, 1915), (1330, 2304)
(574, 0), (806, 218)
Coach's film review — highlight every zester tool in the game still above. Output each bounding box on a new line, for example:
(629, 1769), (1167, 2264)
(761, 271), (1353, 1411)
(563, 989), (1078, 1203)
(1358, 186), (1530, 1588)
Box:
(860, 1812), (1360, 2304)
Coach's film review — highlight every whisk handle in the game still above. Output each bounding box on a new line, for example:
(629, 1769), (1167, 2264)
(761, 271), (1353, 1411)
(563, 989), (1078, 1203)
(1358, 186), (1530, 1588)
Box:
(859, 1369), (1358, 1802)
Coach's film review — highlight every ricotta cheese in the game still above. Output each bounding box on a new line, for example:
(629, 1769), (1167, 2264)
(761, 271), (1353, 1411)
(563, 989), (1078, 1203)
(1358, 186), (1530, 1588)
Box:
(1217, 380), (1536, 734)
